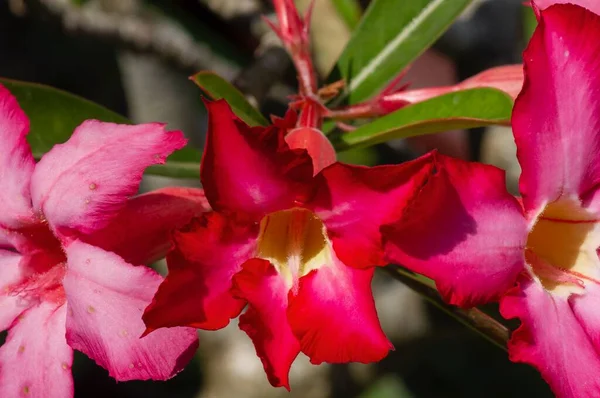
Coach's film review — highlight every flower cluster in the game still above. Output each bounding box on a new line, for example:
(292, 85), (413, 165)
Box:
(1, 0), (600, 397)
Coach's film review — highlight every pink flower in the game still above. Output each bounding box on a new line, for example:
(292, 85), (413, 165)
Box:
(0, 84), (207, 397)
(383, 5), (600, 397)
(143, 99), (434, 389)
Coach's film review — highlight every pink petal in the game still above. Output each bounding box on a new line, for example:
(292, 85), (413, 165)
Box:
(201, 99), (314, 219)
(231, 259), (300, 390)
(30, 121), (186, 237)
(534, 0), (600, 15)
(513, 5), (600, 214)
(500, 276), (600, 397)
(0, 84), (35, 229)
(62, 240), (198, 381)
(458, 64), (524, 100)
(0, 250), (27, 331)
(0, 302), (73, 398)
(388, 64), (524, 104)
(383, 155), (527, 307)
(285, 127), (336, 175)
(85, 187), (210, 265)
(309, 153), (434, 269)
(287, 256), (393, 364)
(143, 212), (255, 332)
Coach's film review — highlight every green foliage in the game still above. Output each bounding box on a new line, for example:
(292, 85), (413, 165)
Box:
(1, 79), (202, 179)
(192, 71), (269, 126)
(332, 0), (363, 30)
(329, 0), (473, 104)
(333, 88), (513, 150)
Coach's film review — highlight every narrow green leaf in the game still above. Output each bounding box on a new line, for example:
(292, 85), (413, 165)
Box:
(192, 71), (269, 126)
(1, 78), (202, 179)
(333, 88), (513, 150)
(332, 0), (363, 30)
(330, 0), (473, 104)
(523, 6), (537, 43)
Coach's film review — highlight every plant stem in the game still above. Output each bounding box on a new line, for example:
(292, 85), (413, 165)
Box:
(385, 265), (510, 351)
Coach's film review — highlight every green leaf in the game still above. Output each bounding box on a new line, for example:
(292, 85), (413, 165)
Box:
(522, 5), (537, 43)
(330, 0), (473, 104)
(333, 88), (513, 150)
(332, 0), (363, 30)
(1, 78), (202, 179)
(192, 71), (269, 127)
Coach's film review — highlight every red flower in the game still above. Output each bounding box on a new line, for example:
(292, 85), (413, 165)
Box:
(143, 99), (434, 389)
(384, 5), (600, 397)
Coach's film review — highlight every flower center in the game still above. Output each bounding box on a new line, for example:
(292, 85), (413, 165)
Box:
(256, 208), (333, 288)
(5, 222), (67, 305)
(526, 198), (600, 296)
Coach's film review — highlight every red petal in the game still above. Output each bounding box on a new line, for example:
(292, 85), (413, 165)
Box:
(201, 99), (313, 219)
(500, 276), (600, 397)
(63, 241), (198, 381)
(231, 259), (300, 390)
(383, 155), (527, 307)
(534, 0), (600, 15)
(0, 302), (73, 398)
(143, 212), (256, 331)
(85, 187), (210, 265)
(0, 84), (35, 229)
(309, 153), (434, 269)
(30, 121), (186, 238)
(288, 258), (392, 364)
(513, 5), (600, 214)
(285, 127), (336, 175)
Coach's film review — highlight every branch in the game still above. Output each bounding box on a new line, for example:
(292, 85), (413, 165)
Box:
(385, 265), (510, 350)
(24, 0), (240, 77)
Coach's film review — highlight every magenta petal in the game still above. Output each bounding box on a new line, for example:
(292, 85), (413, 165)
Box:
(0, 250), (27, 331)
(534, 0), (600, 15)
(0, 302), (73, 398)
(513, 5), (600, 214)
(500, 277), (600, 397)
(30, 121), (186, 237)
(85, 187), (210, 265)
(201, 99), (313, 218)
(288, 258), (393, 364)
(310, 153), (434, 269)
(0, 84), (35, 229)
(231, 259), (300, 390)
(383, 155), (527, 307)
(63, 240), (198, 381)
(143, 212), (255, 332)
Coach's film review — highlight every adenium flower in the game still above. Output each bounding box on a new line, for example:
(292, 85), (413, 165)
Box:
(0, 84), (206, 397)
(383, 4), (600, 397)
(143, 99), (434, 389)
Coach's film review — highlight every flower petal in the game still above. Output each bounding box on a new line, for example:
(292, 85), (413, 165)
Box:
(389, 65), (524, 104)
(287, 256), (392, 364)
(30, 121), (186, 237)
(534, 0), (600, 15)
(383, 155), (527, 307)
(231, 259), (300, 390)
(0, 250), (27, 331)
(63, 240), (198, 381)
(500, 276), (600, 397)
(85, 187), (210, 265)
(285, 127), (336, 175)
(513, 4), (600, 214)
(0, 84), (35, 228)
(0, 302), (73, 398)
(143, 212), (255, 332)
(310, 153), (434, 269)
(201, 99), (313, 218)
